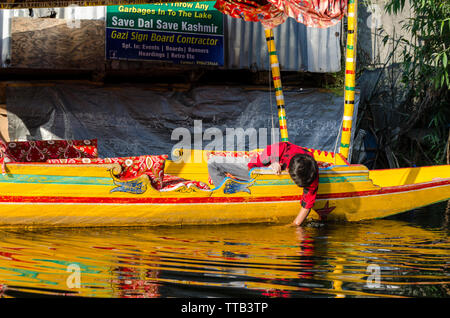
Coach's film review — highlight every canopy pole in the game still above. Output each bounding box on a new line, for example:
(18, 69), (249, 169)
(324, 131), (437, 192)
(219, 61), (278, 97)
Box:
(339, 0), (358, 159)
(264, 28), (288, 142)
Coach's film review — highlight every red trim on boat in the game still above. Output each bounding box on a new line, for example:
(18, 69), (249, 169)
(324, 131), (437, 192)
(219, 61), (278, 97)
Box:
(338, 153), (350, 165)
(0, 179), (448, 204)
(369, 164), (450, 172)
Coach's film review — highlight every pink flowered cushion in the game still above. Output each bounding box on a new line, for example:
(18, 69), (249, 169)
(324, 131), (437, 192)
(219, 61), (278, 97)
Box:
(5, 139), (98, 162)
(47, 154), (168, 184)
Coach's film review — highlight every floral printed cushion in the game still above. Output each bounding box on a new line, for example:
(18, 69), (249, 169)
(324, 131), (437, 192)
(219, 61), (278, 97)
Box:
(116, 155), (168, 183)
(47, 154), (168, 184)
(46, 156), (209, 192)
(5, 139), (98, 162)
(214, 0), (346, 29)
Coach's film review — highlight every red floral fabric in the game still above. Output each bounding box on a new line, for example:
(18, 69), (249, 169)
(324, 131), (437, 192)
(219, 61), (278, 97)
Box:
(0, 139), (98, 174)
(4, 139), (98, 162)
(157, 174), (211, 192)
(206, 150), (260, 185)
(214, 0), (347, 29)
(47, 155), (168, 184)
(46, 155), (209, 192)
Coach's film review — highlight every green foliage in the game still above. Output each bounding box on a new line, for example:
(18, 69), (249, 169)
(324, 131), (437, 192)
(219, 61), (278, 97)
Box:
(384, 0), (450, 165)
(385, 0), (450, 91)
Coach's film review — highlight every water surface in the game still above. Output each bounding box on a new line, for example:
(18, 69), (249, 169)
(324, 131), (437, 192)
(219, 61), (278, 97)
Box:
(0, 203), (448, 298)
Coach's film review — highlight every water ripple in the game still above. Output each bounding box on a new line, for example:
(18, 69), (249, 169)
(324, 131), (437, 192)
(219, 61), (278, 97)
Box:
(0, 205), (449, 298)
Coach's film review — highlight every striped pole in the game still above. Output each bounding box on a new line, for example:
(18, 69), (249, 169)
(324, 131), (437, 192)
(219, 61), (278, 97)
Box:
(265, 28), (288, 142)
(339, 0), (358, 159)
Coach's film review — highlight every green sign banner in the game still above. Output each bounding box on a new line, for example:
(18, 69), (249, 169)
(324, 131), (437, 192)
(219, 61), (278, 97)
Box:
(106, 2), (224, 66)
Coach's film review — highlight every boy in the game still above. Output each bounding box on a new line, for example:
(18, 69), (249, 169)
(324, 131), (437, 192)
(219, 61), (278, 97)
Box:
(207, 142), (319, 226)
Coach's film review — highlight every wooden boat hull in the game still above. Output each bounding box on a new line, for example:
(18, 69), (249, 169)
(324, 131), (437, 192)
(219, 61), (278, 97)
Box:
(0, 149), (449, 227)
(1, 180), (448, 227)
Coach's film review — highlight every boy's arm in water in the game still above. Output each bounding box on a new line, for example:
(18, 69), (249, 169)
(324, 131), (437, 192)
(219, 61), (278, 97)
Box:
(293, 207), (311, 226)
(294, 176), (319, 226)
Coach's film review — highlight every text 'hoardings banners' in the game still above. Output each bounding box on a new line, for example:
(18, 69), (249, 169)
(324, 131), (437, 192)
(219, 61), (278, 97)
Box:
(106, 2), (224, 66)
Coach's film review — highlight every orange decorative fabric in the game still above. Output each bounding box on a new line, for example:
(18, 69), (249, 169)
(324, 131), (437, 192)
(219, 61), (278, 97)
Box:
(214, 0), (347, 29)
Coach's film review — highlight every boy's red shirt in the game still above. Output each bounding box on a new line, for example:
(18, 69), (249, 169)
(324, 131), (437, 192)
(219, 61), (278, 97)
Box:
(247, 142), (319, 209)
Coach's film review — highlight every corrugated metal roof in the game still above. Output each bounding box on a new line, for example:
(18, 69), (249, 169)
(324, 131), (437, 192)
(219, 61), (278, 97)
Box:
(224, 16), (342, 72)
(0, 6), (341, 72)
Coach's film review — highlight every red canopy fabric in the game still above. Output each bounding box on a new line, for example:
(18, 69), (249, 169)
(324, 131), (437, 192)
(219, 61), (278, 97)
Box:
(214, 0), (347, 29)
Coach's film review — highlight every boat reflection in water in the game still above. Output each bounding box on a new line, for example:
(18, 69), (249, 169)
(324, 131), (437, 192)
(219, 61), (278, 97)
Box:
(0, 203), (448, 298)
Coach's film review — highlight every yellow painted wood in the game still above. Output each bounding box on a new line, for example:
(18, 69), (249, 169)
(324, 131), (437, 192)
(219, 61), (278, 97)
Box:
(309, 182), (450, 222)
(264, 28), (288, 142)
(340, 0), (358, 159)
(5, 163), (122, 177)
(368, 165), (450, 187)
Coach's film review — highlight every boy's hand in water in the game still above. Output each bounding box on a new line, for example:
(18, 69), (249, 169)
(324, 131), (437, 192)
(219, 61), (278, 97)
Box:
(269, 162), (282, 175)
(293, 207), (311, 226)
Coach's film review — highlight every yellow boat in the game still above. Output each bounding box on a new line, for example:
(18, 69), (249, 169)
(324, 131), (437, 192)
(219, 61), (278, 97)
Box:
(0, 0), (448, 228)
(0, 147), (448, 228)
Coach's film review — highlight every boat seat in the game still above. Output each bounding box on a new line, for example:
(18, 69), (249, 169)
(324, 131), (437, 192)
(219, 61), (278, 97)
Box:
(2, 139), (98, 162)
(0, 139), (98, 174)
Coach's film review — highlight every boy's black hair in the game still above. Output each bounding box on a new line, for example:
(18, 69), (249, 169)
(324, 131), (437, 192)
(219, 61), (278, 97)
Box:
(288, 153), (319, 188)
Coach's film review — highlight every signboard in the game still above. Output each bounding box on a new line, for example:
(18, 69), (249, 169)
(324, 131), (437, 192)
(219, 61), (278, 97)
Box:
(106, 2), (224, 66)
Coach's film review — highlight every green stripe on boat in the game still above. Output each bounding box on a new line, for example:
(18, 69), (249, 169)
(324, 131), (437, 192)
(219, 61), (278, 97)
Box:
(254, 175), (369, 186)
(0, 174), (114, 186)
